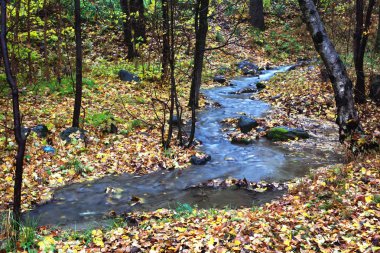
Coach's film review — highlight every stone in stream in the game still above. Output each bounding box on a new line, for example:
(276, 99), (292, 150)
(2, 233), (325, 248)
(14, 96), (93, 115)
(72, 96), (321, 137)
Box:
(266, 127), (310, 141)
(231, 136), (254, 145)
(370, 75), (380, 102)
(236, 60), (260, 76)
(60, 127), (87, 143)
(230, 87), (257, 94)
(238, 116), (259, 133)
(190, 154), (211, 165)
(118, 70), (140, 82)
(256, 82), (266, 90)
(213, 75), (227, 84)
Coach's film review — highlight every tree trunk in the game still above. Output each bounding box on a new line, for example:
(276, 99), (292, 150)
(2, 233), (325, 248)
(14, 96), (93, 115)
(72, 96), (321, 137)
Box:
(374, 4), (380, 53)
(188, 0), (210, 145)
(134, 0), (146, 43)
(353, 0), (376, 103)
(26, 0), (33, 84)
(249, 0), (265, 30)
(161, 0), (170, 81)
(120, 0), (135, 59)
(43, 0), (50, 80)
(72, 0), (83, 128)
(0, 0), (28, 231)
(298, 0), (361, 142)
(188, 0), (209, 108)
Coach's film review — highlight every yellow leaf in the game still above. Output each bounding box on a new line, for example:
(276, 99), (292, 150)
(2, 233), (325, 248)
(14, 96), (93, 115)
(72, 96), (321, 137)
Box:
(176, 227), (187, 232)
(365, 195), (374, 203)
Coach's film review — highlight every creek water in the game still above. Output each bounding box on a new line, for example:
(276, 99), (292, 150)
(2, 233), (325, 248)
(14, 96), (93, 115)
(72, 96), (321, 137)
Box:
(27, 66), (341, 229)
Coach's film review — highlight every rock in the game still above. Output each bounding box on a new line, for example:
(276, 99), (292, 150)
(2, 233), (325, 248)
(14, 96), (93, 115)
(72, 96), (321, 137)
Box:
(256, 82), (266, 90)
(42, 145), (55, 154)
(110, 123), (118, 134)
(118, 70), (140, 82)
(60, 127), (86, 142)
(266, 127), (309, 141)
(236, 60), (260, 76)
(238, 116), (259, 133)
(231, 136), (254, 145)
(271, 94), (282, 100)
(230, 87), (257, 94)
(31, 124), (49, 138)
(370, 75), (380, 102)
(190, 154), (211, 165)
(213, 75), (226, 84)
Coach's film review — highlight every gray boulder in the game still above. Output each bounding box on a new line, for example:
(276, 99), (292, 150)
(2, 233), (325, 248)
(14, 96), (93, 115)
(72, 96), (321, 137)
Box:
(266, 127), (309, 141)
(238, 116), (259, 133)
(236, 60), (260, 76)
(190, 154), (211, 165)
(370, 75), (380, 102)
(256, 82), (266, 90)
(213, 75), (226, 84)
(60, 127), (86, 142)
(118, 70), (140, 82)
(32, 124), (49, 138)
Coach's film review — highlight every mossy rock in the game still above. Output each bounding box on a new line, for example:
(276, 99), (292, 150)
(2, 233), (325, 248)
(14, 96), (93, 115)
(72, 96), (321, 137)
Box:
(231, 136), (254, 145)
(266, 127), (309, 141)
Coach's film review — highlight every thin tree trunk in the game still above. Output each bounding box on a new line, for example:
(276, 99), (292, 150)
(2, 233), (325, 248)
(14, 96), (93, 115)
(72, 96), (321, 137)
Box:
(135, 0), (146, 43)
(374, 5), (380, 52)
(26, 0), (33, 84)
(188, 0), (209, 108)
(72, 0), (83, 128)
(161, 0), (170, 81)
(354, 0), (376, 103)
(249, 0), (265, 30)
(11, 0), (21, 76)
(188, 0), (210, 146)
(0, 0), (28, 231)
(298, 0), (361, 142)
(56, 0), (62, 83)
(120, 0), (135, 59)
(43, 0), (50, 80)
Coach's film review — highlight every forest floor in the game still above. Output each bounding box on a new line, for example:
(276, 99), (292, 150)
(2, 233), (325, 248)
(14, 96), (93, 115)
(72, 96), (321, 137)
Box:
(1, 11), (380, 253)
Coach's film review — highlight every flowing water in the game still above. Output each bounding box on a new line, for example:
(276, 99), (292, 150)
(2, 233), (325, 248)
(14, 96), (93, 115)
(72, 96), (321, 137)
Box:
(27, 66), (342, 229)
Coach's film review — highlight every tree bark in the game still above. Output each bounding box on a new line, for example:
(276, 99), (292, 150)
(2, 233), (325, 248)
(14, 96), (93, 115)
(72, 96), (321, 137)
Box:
(188, 0), (210, 145)
(374, 4), (380, 53)
(188, 0), (209, 108)
(249, 0), (265, 30)
(0, 0), (28, 230)
(298, 0), (361, 142)
(161, 0), (170, 81)
(72, 0), (83, 128)
(134, 0), (146, 43)
(353, 0), (376, 103)
(120, 0), (135, 59)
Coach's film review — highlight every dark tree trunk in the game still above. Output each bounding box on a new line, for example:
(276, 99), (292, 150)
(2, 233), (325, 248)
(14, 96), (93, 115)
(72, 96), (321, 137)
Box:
(0, 0), (28, 231)
(120, 0), (146, 59)
(249, 0), (265, 30)
(298, 0), (361, 142)
(188, 0), (210, 145)
(43, 0), (50, 80)
(134, 0), (146, 43)
(374, 4), (380, 52)
(353, 0), (376, 103)
(26, 0), (33, 84)
(120, 0), (135, 59)
(72, 0), (83, 128)
(161, 0), (170, 80)
(188, 0), (209, 108)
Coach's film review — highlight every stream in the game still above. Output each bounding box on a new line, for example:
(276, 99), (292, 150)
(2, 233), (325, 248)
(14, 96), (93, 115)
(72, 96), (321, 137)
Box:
(27, 66), (342, 229)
